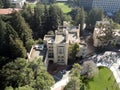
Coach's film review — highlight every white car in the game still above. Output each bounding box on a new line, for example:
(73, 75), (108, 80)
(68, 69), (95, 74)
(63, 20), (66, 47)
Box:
(34, 44), (44, 50)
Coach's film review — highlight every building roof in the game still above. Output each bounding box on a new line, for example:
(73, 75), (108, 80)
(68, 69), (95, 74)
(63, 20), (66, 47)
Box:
(55, 34), (66, 43)
(0, 8), (21, 15)
(44, 35), (55, 43)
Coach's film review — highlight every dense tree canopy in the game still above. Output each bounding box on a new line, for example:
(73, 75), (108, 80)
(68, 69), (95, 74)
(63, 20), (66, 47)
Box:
(0, 58), (54, 90)
(87, 8), (104, 26)
(64, 63), (82, 90)
(48, 4), (64, 30)
(0, 0), (11, 8)
(0, 17), (27, 59)
(21, 4), (64, 39)
(9, 12), (33, 51)
(113, 9), (120, 24)
(68, 43), (80, 64)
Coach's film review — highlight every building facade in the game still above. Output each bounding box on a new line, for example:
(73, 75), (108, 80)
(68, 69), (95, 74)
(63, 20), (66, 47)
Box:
(79, 0), (120, 13)
(79, 0), (93, 10)
(44, 22), (82, 65)
(92, 0), (120, 13)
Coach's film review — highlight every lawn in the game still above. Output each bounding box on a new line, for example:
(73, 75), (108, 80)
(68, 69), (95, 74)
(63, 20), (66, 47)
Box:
(86, 66), (120, 90)
(56, 3), (72, 13)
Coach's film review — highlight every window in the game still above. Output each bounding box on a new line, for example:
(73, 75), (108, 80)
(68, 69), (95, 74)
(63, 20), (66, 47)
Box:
(48, 53), (54, 58)
(57, 46), (64, 54)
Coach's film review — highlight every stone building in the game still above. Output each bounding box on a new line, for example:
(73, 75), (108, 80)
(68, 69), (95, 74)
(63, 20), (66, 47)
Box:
(44, 22), (87, 65)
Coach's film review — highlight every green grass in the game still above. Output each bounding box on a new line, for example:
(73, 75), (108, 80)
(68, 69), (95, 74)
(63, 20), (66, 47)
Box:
(86, 66), (120, 90)
(56, 3), (72, 13)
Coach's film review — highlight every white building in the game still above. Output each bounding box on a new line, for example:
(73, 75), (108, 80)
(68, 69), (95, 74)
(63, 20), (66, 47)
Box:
(44, 22), (87, 65)
(10, 0), (26, 8)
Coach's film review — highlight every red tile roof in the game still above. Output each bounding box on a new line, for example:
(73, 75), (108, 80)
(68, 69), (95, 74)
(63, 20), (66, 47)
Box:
(0, 8), (21, 15)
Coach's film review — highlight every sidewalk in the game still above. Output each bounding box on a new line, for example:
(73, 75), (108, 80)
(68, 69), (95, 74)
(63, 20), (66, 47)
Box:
(110, 60), (120, 88)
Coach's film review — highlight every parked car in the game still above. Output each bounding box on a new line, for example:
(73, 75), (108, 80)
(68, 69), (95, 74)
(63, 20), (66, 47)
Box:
(34, 44), (44, 50)
(61, 70), (66, 74)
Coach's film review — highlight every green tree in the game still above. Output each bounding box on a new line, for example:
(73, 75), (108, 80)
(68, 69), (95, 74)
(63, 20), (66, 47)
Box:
(9, 12), (33, 51)
(48, 4), (64, 30)
(87, 8), (104, 26)
(34, 72), (54, 90)
(74, 8), (86, 35)
(64, 77), (81, 90)
(71, 63), (81, 77)
(0, 0), (3, 8)
(33, 4), (45, 38)
(25, 39), (35, 52)
(0, 17), (27, 59)
(15, 85), (34, 90)
(114, 9), (120, 23)
(68, 43), (80, 63)
(29, 58), (55, 90)
(64, 63), (82, 90)
(9, 36), (27, 58)
(5, 86), (13, 90)
(2, 0), (11, 8)
(0, 58), (34, 88)
(0, 57), (54, 90)
(21, 6), (33, 29)
(42, 5), (50, 35)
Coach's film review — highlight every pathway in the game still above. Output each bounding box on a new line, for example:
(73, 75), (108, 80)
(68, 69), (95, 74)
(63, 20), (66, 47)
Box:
(51, 71), (70, 90)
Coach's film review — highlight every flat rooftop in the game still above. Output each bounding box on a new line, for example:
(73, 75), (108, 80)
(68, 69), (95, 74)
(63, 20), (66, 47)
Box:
(69, 32), (77, 40)
(55, 34), (66, 43)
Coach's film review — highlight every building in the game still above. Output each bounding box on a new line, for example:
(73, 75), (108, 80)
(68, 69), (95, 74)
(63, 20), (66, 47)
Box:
(79, 0), (93, 10)
(92, 0), (120, 13)
(44, 22), (87, 65)
(79, 0), (120, 13)
(10, 0), (26, 8)
(93, 21), (120, 47)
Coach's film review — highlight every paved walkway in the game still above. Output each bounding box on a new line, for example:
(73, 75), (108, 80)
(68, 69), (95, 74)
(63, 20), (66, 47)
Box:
(51, 71), (70, 90)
